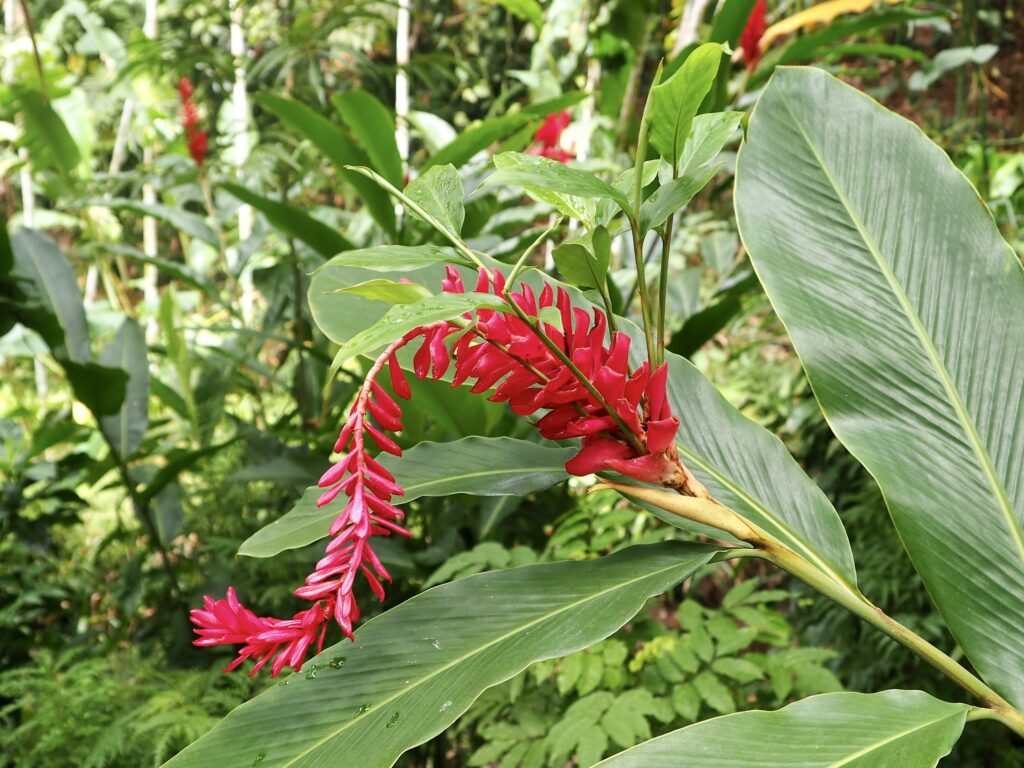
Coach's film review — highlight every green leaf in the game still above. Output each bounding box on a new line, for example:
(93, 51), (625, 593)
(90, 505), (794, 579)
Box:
(220, 182), (354, 258)
(238, 436), (574, 558)
(596, 691), (969, 767)
(679, 112), (743, 177)
(256, 94), (396, 234)
(670, 683), (701, 722)
(328, 292), (506, 368)
(333, 90), (404, 188)
(661, 348), (858, 586)
(62, 360), (128, 418)
(98, 198), (217, 246)
(484, 0), (543, 28)
(165, 542), (720, 768)
(405, 165), (465, 241)
(484, 152), (631, 214)
(98, 318), (148, 459)
(908, 44), (998, 91)
(422, 92), (586, 171)
(333, 279), (432, 305)
(552, 226), (611, 290)
(692, 671), (734, 715)
(668, 271), (759, 358)
(14, 89), (80, 177)
(710, 657), (763, 683)
(735, 66), (1024, 708)
(639, 165), (719, 233)
(7, 230), (91, 363)
(709, 0), (758, 46)
(88, 244), (221, 300)
(318, 245), (475, 273)
(648, 43), (724, 172)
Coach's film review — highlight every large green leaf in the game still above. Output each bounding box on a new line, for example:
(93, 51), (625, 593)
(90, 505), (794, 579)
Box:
(239, 436), (573, 558)
(648, 43), (723, 172)
(165, 541), (720, 768)
(7, 230), (91, 363)
(98, 318), (148, 459)
(256, 94), (396, 235)
(220, 182), (354, 258)
(735, 66), (1024, 707)
(596, 690), (968, 767)
(333, 90), (404, 189)
(99, 198), (218, 247)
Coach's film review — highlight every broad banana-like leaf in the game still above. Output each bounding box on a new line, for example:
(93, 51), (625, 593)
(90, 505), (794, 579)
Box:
(164, 541), (719, 768)
(736, 66), (1024, 708)
(597, 690), (968, 767)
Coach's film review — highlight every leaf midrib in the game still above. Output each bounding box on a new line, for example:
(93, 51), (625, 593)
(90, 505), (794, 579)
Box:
(777, 91), (1024, 564)
(674, 441), (854, 589)
(279, 552), (709, 767)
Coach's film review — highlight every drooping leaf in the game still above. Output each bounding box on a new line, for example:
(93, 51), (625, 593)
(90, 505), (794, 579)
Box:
(165, 542), (720, 768)
(908, 45), (998, 92)
(220, 182), (354, 258)
(668, 271), (760, 358)
(98, 198), (218, 247)
(333, 90), (404, 189)
(7, 229), (91, 363)
(239, 436), (574, 558)
(326, 292), (508, 368)
(14, 89), (80, 177)
(596, 690), (968, 767)
(777, 8), (943, 66)
(422, 92), (586, 171)
(63, 359), (128, 418)
(318, 245), (475, 273)
(333, 279), (432, 305)
(88, 243), (221, 300)
(98, 318), (149, 459)
(648, 43), (724, 172)
(405, 165), (465, 241)
(735, 66), (1024, 707)
(639, 165), (720, 233)
(552, 226), (611, 291)
(256, 94), (396, 235)
(484, 152), (631, 215)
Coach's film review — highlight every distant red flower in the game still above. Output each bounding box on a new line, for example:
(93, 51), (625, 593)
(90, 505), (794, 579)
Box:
(193, 267), (705, 676)
(740, 0), (768, 70)
(528, 110), (574, 163)
(177, 76), (209, 166)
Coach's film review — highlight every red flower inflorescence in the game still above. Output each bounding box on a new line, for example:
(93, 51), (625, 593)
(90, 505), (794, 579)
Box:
(178, 76), (209, 167)
(527, 110), (574, 163)
(739, 0), (768, 70)
(192, 267), (703, 676)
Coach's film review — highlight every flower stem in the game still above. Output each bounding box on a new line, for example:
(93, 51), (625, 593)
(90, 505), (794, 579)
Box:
(762, 543), (1024, 738)
(629, 216), (657, 371)
(610, 481), (1024, 739)
(507, 216), (563, 289)
(656, 215), (673, 366)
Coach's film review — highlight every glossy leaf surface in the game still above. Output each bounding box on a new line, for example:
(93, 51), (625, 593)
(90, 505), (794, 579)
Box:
(736, 66), (1024, 707)
(166, 542), (719, 768)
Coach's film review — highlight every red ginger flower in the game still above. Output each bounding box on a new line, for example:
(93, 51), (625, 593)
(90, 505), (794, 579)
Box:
(192, 267), (704, 676)
(177, 76), (209, 167)
(739, 0), (768, 70)
(528, 110), (574, 163)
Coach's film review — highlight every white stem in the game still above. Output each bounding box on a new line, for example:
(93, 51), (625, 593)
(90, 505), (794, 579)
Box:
(230, 0), (255, 324)
(672, 0), (712, 56)
(142, 0), (159, 341)
(394, 0), (411, 170)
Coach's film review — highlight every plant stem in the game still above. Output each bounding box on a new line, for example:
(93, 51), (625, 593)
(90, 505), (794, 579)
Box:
(507, 216), (563, 289)
(762, 543), (1024, 738)
(16, 0), (47, 101)
(629, 217), (657, 371)
(656, 214), (674, 365)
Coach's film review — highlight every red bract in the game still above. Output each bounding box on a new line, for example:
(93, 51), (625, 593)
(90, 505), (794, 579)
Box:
(177, 76), (209, 167)
(740, 0), (768, 70)
(528, 110), (574, 163)
(193, 268), (702, 675)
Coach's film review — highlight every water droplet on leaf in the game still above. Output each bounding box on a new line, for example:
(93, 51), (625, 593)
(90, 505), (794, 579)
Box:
(329, 656), (346, 669)
(439, 700), (452, 712)
(357, 703), (370, 715)
(253, 752), (266, 766)
(385, 711), (400, 728)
